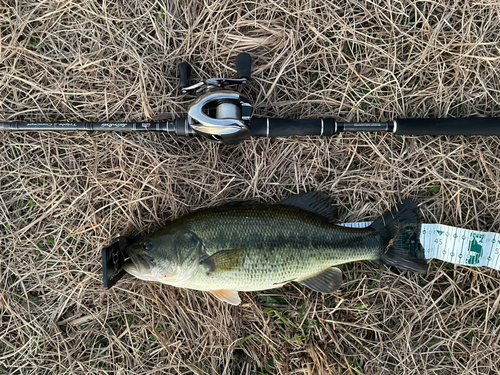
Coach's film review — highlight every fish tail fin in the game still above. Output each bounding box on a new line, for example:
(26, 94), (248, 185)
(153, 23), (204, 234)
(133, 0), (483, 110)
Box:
(369, 199), (428, 273)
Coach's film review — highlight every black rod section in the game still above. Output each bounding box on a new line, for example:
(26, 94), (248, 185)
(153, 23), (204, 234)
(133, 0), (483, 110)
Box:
(250, 117), (336, 137)
(0, 122), (171, 131)
(336, 122), (394, 132)
(0, 119), (197, 137)
(395, 117), (500, 136)
(250, 118), (395, 137)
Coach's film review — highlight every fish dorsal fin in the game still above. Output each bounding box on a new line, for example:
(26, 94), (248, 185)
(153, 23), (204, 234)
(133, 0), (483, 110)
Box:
(299, 267), (342, 293)
(279, 191), (337, 222)
(200, 250), (246, 274)
(211, 289), (241, 305)
(223, 200), (261, 206)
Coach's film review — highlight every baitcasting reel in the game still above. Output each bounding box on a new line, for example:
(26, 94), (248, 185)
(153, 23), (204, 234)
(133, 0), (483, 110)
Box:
(176, 53), (254, 144)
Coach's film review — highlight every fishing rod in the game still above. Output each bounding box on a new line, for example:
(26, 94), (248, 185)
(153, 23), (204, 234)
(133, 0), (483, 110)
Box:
(1, 53), (500, 144)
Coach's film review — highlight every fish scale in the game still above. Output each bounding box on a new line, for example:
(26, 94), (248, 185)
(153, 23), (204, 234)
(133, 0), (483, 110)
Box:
(123, 193), (427, 305)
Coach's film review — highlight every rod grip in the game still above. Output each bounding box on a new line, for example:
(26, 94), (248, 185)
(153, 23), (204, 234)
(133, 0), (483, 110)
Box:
(395, 117), (500, 136)
(250, 117), (335, 137)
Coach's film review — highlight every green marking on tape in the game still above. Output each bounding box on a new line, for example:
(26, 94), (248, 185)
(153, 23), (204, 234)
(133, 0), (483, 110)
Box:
(466, 233), (484, 265)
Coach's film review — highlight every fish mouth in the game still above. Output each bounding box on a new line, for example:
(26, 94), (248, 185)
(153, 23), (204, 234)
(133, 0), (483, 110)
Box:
(125, 253), (155, 274)
(122, 262), (138, 275)
(122, 253), (159, 282)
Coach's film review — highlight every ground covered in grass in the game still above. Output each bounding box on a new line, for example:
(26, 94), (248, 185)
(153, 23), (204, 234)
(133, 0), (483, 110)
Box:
(1, 0), (500, 374)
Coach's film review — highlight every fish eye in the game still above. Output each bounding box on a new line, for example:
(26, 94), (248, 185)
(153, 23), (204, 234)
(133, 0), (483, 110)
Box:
(143, 242), (153, 251)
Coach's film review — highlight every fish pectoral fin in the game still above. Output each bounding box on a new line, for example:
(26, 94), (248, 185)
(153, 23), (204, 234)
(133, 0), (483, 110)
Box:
(210, 289), (241, 305)
(200, 250), (245, 273)
(299, 267), (342, 294)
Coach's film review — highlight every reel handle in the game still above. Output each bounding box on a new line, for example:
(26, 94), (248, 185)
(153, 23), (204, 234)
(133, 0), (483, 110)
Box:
(178, 62), (192, 89)
(235, 53), (252, 80)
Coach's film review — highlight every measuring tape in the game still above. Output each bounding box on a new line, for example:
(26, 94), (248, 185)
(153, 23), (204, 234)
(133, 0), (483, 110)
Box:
(342, 222), (500, 270)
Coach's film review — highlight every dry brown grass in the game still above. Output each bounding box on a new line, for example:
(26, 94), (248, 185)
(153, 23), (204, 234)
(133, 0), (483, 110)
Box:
(1, 0), (500, 374)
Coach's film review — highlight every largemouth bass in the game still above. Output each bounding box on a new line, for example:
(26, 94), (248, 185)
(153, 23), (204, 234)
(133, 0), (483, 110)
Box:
(123, 192), (427, 305)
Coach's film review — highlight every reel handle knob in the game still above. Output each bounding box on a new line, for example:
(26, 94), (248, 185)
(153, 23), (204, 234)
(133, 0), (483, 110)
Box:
(235, 53), (252, 80)
(178, 62), (192, 89)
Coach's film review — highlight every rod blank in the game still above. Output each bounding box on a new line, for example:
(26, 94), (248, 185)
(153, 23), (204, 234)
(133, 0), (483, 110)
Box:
(0, 122), (175, 131)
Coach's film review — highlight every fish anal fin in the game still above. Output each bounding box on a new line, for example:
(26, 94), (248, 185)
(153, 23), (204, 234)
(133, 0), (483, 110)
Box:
(210, 289), (241, 305)
(299, 267), (342, 294)
(200, 250), (245, 273)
